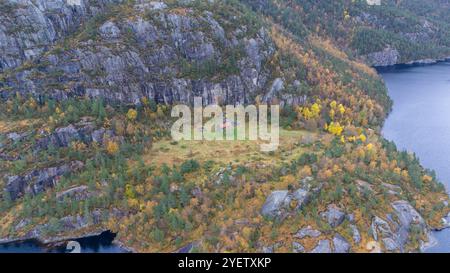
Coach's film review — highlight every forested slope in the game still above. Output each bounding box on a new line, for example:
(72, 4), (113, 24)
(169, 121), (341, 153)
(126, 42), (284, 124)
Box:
(0, 0), (449, 253)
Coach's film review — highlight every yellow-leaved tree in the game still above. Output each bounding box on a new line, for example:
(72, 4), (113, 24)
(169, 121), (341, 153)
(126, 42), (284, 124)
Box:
(327, 122), (344, 136)
(106, 140), (119, 155)
(127, 108), (138, 121)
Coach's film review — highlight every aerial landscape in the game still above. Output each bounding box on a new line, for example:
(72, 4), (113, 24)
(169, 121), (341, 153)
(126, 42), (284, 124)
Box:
(1, 0), (450, 255)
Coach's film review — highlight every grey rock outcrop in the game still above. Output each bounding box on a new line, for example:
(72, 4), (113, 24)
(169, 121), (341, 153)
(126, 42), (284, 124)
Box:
(294, 226), (321, 239)
(0, 153), (19, 161)
(22, 209), (103, 237)
(261, 190), (289, 218)
(367, 47), (400, 67)
(59, 215), (89, 231)
(391, 200), (428, 249)
(369, 200), (432, 252)
(4, 161), (84, 200)
(356, 179), (374, 193)
(333, 234), (351, 253)
(15, 219), (31, 231)
(292, 242), (305, 253)
(381, 237), (400, 251)
(261, 179), (322, 219)
(0, 0), (121, 73)
(176, 241), (199, 253)
(263, 78), (284, 103)
(0, 1), (285, 106)
(350, 224), (361, 244)
(6, 132), (29, 142)
(382, 182), (402, 196)
(371, 216), (394, 242)
(310, 239), (331, 253)
(35, 122), (114, 151)
(320, 204), (345, 228)
(56, 185), (90, 202)
(261, 245), (274, 253)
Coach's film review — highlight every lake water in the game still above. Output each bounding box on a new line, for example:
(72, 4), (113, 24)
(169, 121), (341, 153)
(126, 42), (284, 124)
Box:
(0, 231), (126, 253)
(380, 61), (450, 253)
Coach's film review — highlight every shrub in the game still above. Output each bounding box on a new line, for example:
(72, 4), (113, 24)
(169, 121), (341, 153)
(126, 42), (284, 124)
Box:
(297, 153), (318, 166)
(150, 227), (165, 243)
(106, 140), (120, 155)
(127, 108), (138, 121)
(180, 159), (200, 174)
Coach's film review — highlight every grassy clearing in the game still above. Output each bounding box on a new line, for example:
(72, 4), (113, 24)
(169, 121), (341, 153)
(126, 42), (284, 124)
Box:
(144, 129), (316, 167)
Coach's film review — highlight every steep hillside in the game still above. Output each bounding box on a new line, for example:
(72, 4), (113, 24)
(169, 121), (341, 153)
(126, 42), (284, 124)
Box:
(244, 0), (450, 66)
(0, 0), (122, 72)
(0, 0), (390, 109)
(0, 0), (449, 253)
(1, 0), (275, 105)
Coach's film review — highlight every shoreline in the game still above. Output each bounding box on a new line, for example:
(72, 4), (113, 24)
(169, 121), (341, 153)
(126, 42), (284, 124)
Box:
(0, 229), (131, 252)
(378, 62), (450, 252)
(374, 56), (450, 71)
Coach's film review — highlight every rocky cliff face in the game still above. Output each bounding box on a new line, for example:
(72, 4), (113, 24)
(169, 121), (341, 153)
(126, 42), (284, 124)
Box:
(367, 47), (399, 67)
(5, 160), (84, 200)
(0, 0), (121, 72)
(2, 0), (450, 105)
(260, 180), (438, 253)
(0, 0), (288, 106)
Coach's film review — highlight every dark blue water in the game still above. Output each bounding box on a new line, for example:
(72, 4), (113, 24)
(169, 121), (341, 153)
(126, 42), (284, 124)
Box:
(0, 231), (126, 253)
(380, 62), (450, 252)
